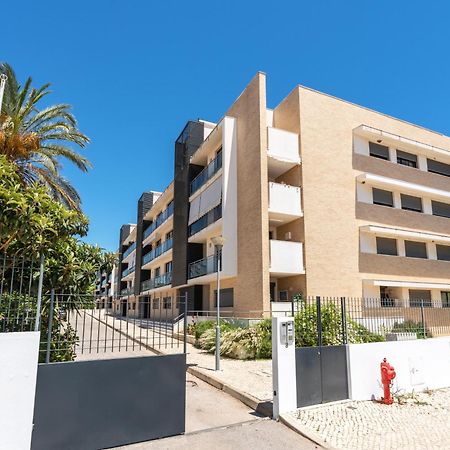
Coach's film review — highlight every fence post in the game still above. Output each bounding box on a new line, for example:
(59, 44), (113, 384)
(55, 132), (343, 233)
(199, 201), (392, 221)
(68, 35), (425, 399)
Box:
(34, 254), (45, 332)
(316, 296), (322, 347)
(45, 289), (55, 364)
(340, 297), (347, 345)
(420, 299), (426, 338)
(183, 293), (188, 355)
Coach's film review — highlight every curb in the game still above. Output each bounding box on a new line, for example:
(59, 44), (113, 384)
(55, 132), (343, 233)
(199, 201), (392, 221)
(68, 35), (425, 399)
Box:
(279, 413), (333, 449)
(186, 365), (273, 417)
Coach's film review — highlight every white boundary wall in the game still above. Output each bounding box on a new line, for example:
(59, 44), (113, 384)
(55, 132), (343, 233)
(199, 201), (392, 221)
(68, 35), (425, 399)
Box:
(0, 331), (40, 450)
(348, 337), (450, 401)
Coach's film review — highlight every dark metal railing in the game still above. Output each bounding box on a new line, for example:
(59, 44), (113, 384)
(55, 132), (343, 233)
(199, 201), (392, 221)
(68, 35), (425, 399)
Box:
(141, 272), (172, 292)
(289, 295), (450, 347)
(121, 266), (135, 279)
(188, 204), (222, 237)
(142, 238), (173, 266)
(122, 242), (136, 260)
(190, 151), (222, 195)
(143, 202), (174, 240)
(188, 255), (217, 279)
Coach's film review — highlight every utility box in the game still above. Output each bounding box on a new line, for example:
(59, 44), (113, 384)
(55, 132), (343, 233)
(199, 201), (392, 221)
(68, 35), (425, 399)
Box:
(272, 316), (297, 419)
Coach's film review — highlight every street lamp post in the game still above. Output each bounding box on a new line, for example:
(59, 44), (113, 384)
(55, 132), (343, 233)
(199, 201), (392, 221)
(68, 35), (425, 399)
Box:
(211, 235), (225, 371)
(0, 74), (7, 114)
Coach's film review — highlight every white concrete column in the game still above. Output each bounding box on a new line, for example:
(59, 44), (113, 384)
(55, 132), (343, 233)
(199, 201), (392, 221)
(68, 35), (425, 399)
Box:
(397, 239), (406, 257)
(388, 147), (396, 162)
(423, 197), (433, 215)
(393, 191), (402, 209)
(272, 316), (297, 419)
(431, 289), (443, 307)
(418, 154), (428, 172)
(427, 243), (437, 260)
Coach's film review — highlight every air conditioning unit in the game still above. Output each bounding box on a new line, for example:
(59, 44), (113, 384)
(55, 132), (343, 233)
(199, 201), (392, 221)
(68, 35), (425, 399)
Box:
(285, 232), (292, 241)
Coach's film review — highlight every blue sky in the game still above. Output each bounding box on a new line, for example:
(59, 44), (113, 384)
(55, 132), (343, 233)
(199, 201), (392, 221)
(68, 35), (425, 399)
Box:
(3, 1), (450, 250)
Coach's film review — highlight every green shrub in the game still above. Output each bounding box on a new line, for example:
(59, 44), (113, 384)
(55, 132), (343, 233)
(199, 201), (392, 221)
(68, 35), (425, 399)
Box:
(392, 320), (430, 339)
(191, 319), (237, 341)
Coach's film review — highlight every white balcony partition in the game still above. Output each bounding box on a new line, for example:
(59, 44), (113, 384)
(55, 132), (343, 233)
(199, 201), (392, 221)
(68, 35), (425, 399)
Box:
(267, 127), (300, 163)
(269, 240), (304, 276)
(268, 182), (302, 222)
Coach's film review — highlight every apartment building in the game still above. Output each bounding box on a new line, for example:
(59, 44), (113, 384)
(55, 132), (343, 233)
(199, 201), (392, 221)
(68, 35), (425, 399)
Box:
(112, 72), (450, 317)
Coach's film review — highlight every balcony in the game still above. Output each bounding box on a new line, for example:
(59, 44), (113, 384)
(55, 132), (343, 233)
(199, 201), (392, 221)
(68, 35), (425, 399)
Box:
(121, 266), (135, 279)
(188, 255), (218, 279)
(188, 204), (222, 238)
(143, 202), (174, 240)
(268, 182), (302, 224)
(122, 242), (136, 260)
(141, 272), (172, 292)
(190, 151), (222, 195)
(142, 238), (173, 266)
(269, 240), (304, 276)
(267, 127), (301, 178)
(120, 287), (133, 296)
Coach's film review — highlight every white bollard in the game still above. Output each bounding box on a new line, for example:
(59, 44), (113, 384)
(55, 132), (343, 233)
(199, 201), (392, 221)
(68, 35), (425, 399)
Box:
(272, 316), (297, 419)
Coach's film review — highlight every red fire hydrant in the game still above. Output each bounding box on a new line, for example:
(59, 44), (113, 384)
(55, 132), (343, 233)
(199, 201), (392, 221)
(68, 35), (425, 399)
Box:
(380, 358), (396, 405)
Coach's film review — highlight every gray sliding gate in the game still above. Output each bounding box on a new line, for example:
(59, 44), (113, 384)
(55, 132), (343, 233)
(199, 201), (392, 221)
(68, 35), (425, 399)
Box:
(295, 345), (349, 407)
(31, 354), (186, 450)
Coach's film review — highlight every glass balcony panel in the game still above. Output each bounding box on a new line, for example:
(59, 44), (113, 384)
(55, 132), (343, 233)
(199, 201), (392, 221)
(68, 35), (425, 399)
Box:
(188, 255), (218, 279)
(190, 152), (222, 195)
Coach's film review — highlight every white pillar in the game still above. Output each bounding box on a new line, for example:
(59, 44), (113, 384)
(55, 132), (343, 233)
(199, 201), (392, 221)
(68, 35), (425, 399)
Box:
(272, 316), (297, 419)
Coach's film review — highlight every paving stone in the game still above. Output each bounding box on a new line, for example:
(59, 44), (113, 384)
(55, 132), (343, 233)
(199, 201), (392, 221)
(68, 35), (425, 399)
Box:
(288, 389), (450, 450)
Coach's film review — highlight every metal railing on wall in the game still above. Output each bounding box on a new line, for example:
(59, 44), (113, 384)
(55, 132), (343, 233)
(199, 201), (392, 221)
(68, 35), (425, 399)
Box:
(0, 253), (45, 333)
(290, 296), (450, 347)
(38, 292), (188, 363)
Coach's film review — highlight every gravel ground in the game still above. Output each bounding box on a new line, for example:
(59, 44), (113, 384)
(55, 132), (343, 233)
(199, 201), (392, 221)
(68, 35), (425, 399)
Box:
(288, 389), (450, 450)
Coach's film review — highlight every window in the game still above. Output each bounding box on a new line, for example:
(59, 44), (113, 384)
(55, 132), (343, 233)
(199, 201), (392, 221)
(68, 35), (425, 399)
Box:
(441, 292), (450, 308)
(155, 267), (160, 277)
(369, 142), (389, 160)
(166, 230), (173, 240)
(165, 261), (173, 273)
(152, 298), (160, 309)
(279, 290), (289, 302)
(432, 200), (450, 219)
(163, 297), (172, 309)
(436, 244), (450, 261)
(214, 288), (234, 307)
(372, 188), (394, 207)
(427, 159), (450, 178)
(380, 286), (394, 307)
(409, 290), (432, 307)
(401, 194), (422, 212)
(396, 150), (417, 168)
(376, 237), (398, 256)
(404, 240), (427, 259)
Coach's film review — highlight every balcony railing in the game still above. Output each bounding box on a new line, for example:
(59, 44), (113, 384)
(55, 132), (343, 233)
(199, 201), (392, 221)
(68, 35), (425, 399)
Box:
(121, 266), (135, 279)
(121, 287), (132, 296)
(142, 238), (173, 266)
(190, 151), (222, 195)
(141, 272), (172, 292)
(188, 204), (222, 237)
(188, 255), (218, 279)
(143, 202), (174, 240)
(122, 242), (136, 260)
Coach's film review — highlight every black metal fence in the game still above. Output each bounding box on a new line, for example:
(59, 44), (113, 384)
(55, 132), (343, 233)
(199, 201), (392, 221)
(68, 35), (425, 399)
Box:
(0, 254), (44, 333)
(39, 292), (188, 363)
(291, 296), (450, 347)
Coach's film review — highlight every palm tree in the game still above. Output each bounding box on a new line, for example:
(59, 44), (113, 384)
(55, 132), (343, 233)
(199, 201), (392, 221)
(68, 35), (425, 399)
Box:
(0, 63), (91, 209)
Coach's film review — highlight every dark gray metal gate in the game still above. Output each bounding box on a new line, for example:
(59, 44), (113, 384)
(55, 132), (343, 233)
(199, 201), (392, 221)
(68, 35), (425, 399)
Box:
(31, 354), (186, 450)
(296, 345), (349, 407)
